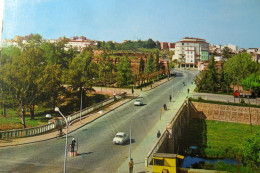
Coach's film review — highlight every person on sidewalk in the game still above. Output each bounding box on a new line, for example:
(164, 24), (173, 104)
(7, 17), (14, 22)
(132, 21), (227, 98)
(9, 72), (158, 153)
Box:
(169, 95), (172, 102)
(187, 88), (190, 94)
(163, 103), (167, 111)
(157, 130), (161, 138)
(71, 138), (76, 152)
(129, 158), (134, 173)
(58, 127), (63, 136)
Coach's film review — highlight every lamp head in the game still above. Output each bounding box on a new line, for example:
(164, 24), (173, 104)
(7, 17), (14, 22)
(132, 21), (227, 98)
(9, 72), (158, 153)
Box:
(54, 107), (60, 112)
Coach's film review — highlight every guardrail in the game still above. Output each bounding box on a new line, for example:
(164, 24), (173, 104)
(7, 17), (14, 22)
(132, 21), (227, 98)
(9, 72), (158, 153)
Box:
(145, 129), (167, 167)
(144, 100), (187, 167)
(0, 92), (126, 139)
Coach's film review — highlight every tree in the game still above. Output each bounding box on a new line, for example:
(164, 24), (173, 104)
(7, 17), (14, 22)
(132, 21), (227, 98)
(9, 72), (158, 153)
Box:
(154, 50), (160, 71)
(194, 70), (208, 92)
(241, 73), (260, 104)
(139, 57), (145, 85)
(222, 47), (231, 61)
(241, 134), (260, 171)
(0, 46), (21, 117)
(38, 64), (63, 110)
(223, 52), (259, 92)
(116, 56), (133, 86)
(194, 55), (220, 93)
(145, 53), (155, 81)
(67, 49), (94, 104)
(206, 54), (219, 92)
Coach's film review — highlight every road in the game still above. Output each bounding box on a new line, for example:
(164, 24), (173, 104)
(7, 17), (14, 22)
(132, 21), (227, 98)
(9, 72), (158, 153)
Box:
(0, 69), (197, 173)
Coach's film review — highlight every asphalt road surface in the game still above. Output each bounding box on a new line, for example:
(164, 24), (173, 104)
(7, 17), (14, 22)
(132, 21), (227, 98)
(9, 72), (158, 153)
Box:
(0, 69), (197, 173)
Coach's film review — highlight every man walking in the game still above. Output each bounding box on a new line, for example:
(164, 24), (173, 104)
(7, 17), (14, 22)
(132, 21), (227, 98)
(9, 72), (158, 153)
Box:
(169, 95), (172, 102)
(129, 158), (134, 173)
(71, 138), (76, 152)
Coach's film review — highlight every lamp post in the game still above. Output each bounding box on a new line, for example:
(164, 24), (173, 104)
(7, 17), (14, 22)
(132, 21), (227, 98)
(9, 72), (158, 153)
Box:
(80, 78), (94, 123)
(247, 96), (252, 135)
(55, 107), (68, 173)
(129, 121), (132, 161)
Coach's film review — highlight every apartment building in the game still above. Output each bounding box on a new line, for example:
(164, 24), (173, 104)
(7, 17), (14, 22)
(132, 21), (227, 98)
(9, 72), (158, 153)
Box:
(65, 36), (97, 51)
(172, 37), (209, 68)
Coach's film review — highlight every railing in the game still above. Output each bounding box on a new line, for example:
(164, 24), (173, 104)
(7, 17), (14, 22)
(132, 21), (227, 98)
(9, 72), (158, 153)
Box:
(145, 129), (167, 167)
(144, 100), (188, 167)
(0, 92), (127, 139)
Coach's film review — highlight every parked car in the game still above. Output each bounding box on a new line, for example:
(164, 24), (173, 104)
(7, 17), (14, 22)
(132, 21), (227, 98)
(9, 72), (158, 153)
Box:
(113, 132), (129, 145)
(233, 90), (239, 97)
(134, 99), (143, 106)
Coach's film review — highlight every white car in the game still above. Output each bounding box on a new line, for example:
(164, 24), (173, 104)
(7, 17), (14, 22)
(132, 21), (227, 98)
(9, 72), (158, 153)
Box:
(113, 132), (129, 144)
(134, 99), (143, 106)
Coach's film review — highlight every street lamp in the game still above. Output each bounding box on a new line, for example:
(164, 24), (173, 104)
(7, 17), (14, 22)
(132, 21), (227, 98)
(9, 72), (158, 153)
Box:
(247, 96), (252, 135)
(55, 107), (68, 173)
(80, 78), (95, 123)
(129, 120), (132, 161)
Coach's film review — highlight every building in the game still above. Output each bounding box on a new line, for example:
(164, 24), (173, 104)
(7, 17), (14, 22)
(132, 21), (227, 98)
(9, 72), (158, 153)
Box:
(160, 42), (175, 50)
(225, 44), (238, 53)
(172, 37), (209, 68)
(64, 36), (97, 51)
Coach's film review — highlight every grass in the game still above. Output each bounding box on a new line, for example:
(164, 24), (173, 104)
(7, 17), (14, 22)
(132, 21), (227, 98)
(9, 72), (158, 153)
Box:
(0, 93), (110, 131)
(204, 120), (260, 158)
(182, 119), (260, 159)
(197, 161), (254, 173)
(181, 119), (260, 172)
(0, 108), (51, 131)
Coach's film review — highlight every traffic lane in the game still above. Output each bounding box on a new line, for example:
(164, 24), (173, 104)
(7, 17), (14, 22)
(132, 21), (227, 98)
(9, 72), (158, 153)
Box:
(65, 101), (161, 172)
(63, 75), (187, 172)
(0, 70), (193, 172)
(0, 137), (67, 172)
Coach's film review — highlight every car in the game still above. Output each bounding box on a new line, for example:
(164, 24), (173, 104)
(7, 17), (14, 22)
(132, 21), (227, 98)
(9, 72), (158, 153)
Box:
(134, 99), (143, 106)
(113, 132), (129, 144)
(233, 90), (239, 97)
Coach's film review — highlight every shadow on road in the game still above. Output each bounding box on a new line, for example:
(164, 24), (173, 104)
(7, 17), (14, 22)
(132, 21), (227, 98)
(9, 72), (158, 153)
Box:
(77, 152), (94, 156)
(123, 139), (136, 145)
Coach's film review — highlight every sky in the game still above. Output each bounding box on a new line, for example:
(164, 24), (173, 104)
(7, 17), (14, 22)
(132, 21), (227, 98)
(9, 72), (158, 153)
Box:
(2, 0), (260, 48)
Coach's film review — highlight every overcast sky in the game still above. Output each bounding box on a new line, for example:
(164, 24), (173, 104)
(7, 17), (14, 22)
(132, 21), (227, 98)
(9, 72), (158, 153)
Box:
(2, 0), (260, 48)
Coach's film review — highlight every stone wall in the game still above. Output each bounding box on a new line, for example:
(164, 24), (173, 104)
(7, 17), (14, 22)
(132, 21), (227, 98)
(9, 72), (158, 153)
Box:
(191, 102), (260, 125)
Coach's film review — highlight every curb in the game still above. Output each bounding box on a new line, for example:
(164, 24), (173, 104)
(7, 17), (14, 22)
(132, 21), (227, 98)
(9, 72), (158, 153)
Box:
(0, 76), (172, 147)
(0, 96), (138, 148)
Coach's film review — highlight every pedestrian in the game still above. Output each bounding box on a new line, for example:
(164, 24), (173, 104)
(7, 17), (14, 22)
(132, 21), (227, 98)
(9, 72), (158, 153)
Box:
(187, 88), (190, 94)
(169, 95), (172, 102)
(157, 130), (161, 138)
(163, 103), (167, 111)
(58, 127), (63, 136)
(113, 91), (117, 101)
(129, 158), (134, 173)
(71, 138), (76, 152)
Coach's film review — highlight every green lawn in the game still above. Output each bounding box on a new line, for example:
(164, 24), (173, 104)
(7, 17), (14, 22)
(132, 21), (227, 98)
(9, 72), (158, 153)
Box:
(0, 108), (51, 131)
(181, 119), (260, 159)
(180, 119), (260, 172)
(0, 93), (110, 131)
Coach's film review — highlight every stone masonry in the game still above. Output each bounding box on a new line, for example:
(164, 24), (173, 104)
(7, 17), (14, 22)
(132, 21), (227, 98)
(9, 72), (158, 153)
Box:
(191, 102), (260, 125)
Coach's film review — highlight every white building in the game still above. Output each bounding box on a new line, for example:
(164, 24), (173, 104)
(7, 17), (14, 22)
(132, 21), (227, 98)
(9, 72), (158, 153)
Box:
(65, 40), (97, 51)
(172, 37), (209, 68)
(225, 44), (238, 53)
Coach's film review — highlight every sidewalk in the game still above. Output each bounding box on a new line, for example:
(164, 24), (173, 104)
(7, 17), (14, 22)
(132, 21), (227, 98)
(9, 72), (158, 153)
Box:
(191, 92), (259, 105)
(117, 80), (196, 173)
(0, 77), (173, 148)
